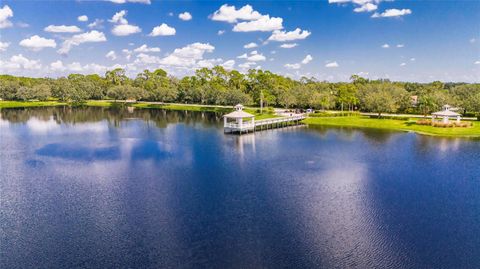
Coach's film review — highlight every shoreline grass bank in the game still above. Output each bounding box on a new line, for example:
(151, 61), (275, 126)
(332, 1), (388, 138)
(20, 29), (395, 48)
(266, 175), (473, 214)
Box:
(304, 116), (480, 138)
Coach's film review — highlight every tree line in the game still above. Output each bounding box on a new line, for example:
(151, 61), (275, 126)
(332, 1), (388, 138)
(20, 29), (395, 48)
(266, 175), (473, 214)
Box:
(1, 66), (479, 116)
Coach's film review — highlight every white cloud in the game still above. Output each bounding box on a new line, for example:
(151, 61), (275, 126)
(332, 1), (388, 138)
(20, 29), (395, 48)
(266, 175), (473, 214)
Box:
(280, 43), (298, 49)
(19, 35), (57, 51)
(284, 63), (301, 70)
(78, 15), (88, 22)
(470, 38), (476, 44)
(325, 61), (339, 68)
(354, 3), (377, 12)
(233, 15), (283, 32)
(239, 50), (266, 62)
(122, 49), (133, 60)
(108, 0), (151, 4)
(475, 61), (480, 65)
(67, 62), (114, 75)
(211, 4), (262, 23)
(243, 42), (258, 49)
(268, 28), (311, 42)
(239, 61), (256, 69)
(134, 44), (160, 53)
(149, 23), (176, 36)
(158, 42), (214, 67)
(284, 54), (312, 70)
(58, 30), (107, 54)
(400, 62), (406, 66)
(0, 41), (9, 51)
(372, 8), (412, 18)
(134, 53), (160, 65)
(237, 53), (248, 59)
(247, 53), (266, 62)
(44, 25), (82, 33)
(328, 0), (351, 3)
(88, 19), (104, 29)
(221, 59), (235, 70)
(396, 44), (404, 48)
(211, 4), (283, 33)
(330, 0), (383, 13)
(112, 24), (141, 36)
(410, 58), (416, 61)
(217, 30), (225, 35)
(381, 43), (390, 48)
(109, 10), (141, 36)
(301, 54), (313, 64)
(106, 50), (117, 60)
(50, 60), (66, 71)
(109, 10), (128, 24)
(179, 12), (192, 21)
(67, 62), (84, 72)
(197, 58), (224, 69)
(0, 54), (41, 71)
(0, 5), (13, 29)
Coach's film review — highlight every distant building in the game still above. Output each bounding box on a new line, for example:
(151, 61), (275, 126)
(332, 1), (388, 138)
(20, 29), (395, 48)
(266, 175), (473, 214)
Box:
(411, 95), (418, 107)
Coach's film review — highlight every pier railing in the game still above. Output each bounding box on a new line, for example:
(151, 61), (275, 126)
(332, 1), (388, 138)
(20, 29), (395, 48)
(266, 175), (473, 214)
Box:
(224, 114), (306, 134)
(255, 115), (305, 127)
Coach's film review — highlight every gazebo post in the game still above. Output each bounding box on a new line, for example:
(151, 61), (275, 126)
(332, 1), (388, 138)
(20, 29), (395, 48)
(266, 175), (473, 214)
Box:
(223, 104), (256, 134)
(432, 105), (461, 126)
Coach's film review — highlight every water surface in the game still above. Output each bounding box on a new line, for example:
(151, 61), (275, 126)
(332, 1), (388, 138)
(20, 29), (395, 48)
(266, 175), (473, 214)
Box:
(1, 107), (479, 268)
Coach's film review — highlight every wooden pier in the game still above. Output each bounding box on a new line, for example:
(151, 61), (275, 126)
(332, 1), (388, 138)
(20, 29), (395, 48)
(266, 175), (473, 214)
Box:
(224, 115), (306, 134)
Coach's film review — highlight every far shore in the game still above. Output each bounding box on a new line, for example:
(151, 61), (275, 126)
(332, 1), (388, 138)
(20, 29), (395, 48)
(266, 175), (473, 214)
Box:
(1, 100), (479, 138)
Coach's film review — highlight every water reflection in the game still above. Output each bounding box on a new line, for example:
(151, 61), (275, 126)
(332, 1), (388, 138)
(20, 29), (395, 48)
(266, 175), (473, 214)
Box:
(36, 143), (121, 161)
(130, 140), (172, 161)
(1, 107), (480, 268)
(0, 106), (223, 130)
(233, 133), (256, 159)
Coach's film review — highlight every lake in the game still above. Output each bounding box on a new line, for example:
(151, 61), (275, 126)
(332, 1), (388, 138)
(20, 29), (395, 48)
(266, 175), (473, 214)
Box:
(1, 107), (479, 268)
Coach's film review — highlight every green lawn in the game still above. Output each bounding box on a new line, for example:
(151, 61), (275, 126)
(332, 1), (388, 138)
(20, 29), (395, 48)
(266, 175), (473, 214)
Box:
(304, 116), (480, 138)
(132, 102), (232, 113)
(0, 100), (67, 108)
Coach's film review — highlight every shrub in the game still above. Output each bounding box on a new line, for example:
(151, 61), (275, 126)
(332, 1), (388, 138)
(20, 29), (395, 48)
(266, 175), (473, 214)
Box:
(309, 111), (360, 117)
(416, 119), (472, 128)
(416, 119), (432, 126)
(463, 112), (476, 117)
(369, 115), (410, 120)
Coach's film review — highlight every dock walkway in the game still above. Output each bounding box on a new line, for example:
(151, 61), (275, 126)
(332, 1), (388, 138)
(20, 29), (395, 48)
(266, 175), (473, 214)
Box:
(224, 115), (306, 134)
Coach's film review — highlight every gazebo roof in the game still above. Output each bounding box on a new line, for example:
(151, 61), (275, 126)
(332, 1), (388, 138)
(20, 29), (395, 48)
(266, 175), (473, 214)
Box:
(432, 110), (460, 117)
(224, 110), (255, 118)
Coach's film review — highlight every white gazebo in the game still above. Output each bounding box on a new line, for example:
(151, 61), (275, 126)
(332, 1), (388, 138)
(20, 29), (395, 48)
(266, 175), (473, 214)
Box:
(432, 105), (461, 123)
(223, 104), (255, 133)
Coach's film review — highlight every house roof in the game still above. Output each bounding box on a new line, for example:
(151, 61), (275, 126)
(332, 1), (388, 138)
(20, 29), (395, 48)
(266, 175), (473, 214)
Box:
(224, 110), (255, 118)
(432, 110), (460, 117)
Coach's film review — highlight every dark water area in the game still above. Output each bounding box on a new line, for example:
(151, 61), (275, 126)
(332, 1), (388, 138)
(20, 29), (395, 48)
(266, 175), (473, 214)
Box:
(1, 107), (480, 269)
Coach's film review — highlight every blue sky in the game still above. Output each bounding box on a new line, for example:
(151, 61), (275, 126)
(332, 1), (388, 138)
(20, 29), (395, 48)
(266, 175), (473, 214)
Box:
(0, 0), (479, 82)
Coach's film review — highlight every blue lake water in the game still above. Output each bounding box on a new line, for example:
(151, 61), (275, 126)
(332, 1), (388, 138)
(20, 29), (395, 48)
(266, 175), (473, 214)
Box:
(1, 107), (479, 268)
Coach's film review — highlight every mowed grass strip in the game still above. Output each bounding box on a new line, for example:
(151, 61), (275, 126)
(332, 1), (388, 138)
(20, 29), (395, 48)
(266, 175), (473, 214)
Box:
(304, 116), (480, 138)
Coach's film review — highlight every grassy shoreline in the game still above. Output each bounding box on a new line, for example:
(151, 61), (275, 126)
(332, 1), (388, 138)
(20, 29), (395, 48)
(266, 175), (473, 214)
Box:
(304, 116), (480, 138)
(1, 101), (478, 138)
(0, 100), (278, 120)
